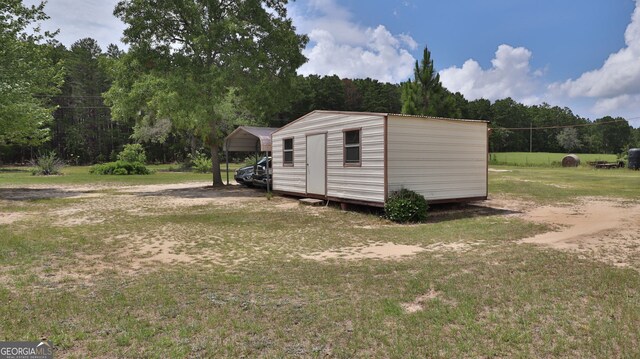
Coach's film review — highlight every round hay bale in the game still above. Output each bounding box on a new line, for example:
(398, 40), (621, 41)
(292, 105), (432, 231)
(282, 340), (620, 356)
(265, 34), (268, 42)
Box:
(562, 154), (580, 167)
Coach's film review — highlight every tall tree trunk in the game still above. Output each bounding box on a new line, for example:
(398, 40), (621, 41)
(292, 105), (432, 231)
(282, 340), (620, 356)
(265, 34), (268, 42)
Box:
(209, 124), (224, 187)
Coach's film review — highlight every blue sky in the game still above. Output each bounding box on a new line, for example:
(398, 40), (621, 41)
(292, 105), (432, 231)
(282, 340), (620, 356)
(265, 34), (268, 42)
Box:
(28, 0), (640, 126)
(345, 0), (633, 82)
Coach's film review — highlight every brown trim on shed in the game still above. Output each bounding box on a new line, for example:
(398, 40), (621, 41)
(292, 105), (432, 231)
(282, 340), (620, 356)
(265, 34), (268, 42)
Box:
(383, 115), (388, 201)
(486, 125), (489, 198)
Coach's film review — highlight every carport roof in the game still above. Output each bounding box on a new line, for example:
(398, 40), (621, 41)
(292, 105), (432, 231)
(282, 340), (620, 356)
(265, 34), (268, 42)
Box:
(224, 126), (279, 152)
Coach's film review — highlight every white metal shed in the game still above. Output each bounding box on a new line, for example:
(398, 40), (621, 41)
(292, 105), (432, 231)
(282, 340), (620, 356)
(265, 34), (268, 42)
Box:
(271, 110), (488, 207)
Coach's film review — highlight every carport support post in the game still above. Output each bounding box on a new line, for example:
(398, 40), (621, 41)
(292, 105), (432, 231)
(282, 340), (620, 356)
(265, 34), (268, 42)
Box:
(266, 152), (270, 193)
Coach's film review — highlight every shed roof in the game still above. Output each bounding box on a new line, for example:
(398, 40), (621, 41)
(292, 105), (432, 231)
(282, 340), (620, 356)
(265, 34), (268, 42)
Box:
(272, 110), (489, 135)
(224, 126), (279, 152)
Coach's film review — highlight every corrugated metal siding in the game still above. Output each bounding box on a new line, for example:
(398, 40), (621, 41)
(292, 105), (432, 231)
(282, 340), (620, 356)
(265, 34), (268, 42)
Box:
(272, 112), (385, 203)
(387, 115), (487, 201)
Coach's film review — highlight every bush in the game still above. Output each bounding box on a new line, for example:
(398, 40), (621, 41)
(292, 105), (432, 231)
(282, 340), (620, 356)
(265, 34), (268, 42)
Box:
(90, 160), (151, 175)
(30, 151), (64, 176)
(384, 188), (429, 223)
(91, 144), (151, 175)
(188, 152), (212, 173)
(117, 144), (147, 164)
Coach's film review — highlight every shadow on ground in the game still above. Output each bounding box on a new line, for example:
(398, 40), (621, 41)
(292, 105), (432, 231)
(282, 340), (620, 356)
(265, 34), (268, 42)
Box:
(426, 202), (520, 223)
(318, 199), (520, 223)
(132, 185), (266, 199)
(0, 188), (89, 201)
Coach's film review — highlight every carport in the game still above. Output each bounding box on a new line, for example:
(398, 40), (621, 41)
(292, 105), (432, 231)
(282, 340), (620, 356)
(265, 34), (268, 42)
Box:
(223, 126), (279, 190)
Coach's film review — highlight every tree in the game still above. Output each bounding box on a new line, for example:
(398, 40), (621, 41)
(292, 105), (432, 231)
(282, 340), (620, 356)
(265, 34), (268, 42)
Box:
(556, 127), (582, 152)
(0, 1), (63, 147)
(490, 98), (528, 151)
(631, 127), (640, 148)
(466, 99), (492, 120)
(400, 81), (419, 115)
(342, 79), (363, 111)
(106, 0), (307, 186)
(593, 117), (631, 154)
(52, 38), (124, 163)
(412, 46), (440, 115)
(400, 45), (461, 117)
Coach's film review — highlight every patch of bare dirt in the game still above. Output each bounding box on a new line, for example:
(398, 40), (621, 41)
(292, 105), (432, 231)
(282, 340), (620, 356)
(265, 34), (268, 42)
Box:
(517, 199), (640, 268)
(401, 288), (458, 313)
(114, 224), (233, 270)
(402, 289), (440, 313)
(274, 201), (299, 210)
(301, 242), (425, 261)
(488, 168), (512, 173)
(0, 212), (28, 224)
(0, 183), (270, 283)
(2, 182), (270, 227)
(424, 241), (482, 253)
(511, 178), (575, 188)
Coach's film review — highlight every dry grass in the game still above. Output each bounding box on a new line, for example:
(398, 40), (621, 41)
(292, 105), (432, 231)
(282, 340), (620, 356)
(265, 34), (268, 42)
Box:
(1, 166), (640, 357)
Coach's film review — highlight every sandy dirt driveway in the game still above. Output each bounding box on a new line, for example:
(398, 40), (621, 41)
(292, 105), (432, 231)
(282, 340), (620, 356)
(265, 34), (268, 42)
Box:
(487, 196), (640, 269)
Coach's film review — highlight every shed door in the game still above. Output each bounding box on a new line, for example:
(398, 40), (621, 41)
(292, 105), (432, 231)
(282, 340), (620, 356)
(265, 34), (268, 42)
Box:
(306, 134), (326, 196)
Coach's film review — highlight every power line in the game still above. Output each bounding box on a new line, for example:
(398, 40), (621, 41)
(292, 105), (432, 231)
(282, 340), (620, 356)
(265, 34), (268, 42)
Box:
(55, 106), (110, 109)
(499, 119), (630, 131)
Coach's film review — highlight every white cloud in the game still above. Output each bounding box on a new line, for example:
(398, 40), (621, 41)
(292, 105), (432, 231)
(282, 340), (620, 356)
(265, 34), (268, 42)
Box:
(398, 34), (418, 50)
(439, 44), (542, 105)
(24, 0), (126, 50)
(592, 94), (640, 115)
(554, 0), (640, 98)
(433, 1), (640, 127)
(290, 0), (417, 83)
(550, 0), (640, 123)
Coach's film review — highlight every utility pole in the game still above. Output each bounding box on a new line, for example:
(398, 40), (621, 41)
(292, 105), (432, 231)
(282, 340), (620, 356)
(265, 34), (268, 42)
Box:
(529, 122), (533, 152)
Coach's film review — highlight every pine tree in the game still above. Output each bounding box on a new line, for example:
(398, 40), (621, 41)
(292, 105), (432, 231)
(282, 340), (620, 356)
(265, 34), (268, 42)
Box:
(401, 45), (461, 117)
(414, 46), (440, 115)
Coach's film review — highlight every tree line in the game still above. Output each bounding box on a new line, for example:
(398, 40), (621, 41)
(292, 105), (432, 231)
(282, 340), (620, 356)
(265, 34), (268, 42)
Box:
(2, 1), (639, 176)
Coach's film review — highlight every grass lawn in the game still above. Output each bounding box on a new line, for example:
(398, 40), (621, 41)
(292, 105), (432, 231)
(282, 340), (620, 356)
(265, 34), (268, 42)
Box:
(490, 152), (619, 167)
(0, 164), (243, 186)
(490, 165), (640, 202)
(0, 165), (639, 357)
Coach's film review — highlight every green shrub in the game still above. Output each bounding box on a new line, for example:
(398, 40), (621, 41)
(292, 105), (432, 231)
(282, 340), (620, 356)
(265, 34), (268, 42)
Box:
(113, 167), (128, 175)
(89, 160), (151, 175)
(188, 152), (212, 173)
(117, 144), (147, 164)
(384, 188), (429, 223)
(91, 144), (151, 175)
(30, 151), (65, 176)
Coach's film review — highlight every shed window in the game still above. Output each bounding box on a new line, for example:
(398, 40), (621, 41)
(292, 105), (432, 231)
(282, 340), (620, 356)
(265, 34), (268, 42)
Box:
(283, 138), (294, 165)
(343, 129), (361, 165)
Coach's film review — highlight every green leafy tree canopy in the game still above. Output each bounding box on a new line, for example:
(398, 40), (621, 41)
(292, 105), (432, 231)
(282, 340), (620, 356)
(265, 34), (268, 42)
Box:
(556, 127), (583, 153)
(0, 1), (63, 147)
(106, 0), (308, 185)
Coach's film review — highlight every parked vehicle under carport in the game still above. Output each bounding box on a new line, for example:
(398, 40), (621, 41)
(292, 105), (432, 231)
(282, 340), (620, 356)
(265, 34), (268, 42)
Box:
(234, 157), (270, 186)
(251, 160), (273, 188)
